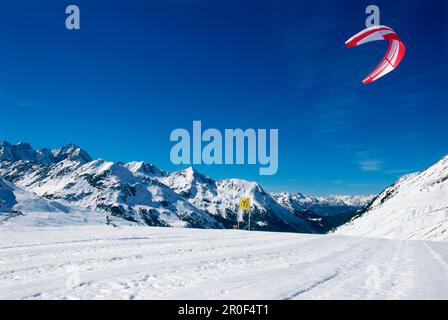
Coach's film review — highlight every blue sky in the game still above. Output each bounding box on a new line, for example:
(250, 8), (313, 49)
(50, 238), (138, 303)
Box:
(0, 0), (447, 195)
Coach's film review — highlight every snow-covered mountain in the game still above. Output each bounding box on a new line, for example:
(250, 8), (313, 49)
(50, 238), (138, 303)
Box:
(158, 167), (311, 232)
(0, 141), (92, 165)
(272, 192), (373, 232)
(272, 192), (372, 217)
(0, 143), (220, 229)
(0, 141), (374, 233)
(335, 156), (448, 241)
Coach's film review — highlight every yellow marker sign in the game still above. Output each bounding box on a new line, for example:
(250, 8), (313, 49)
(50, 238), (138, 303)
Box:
(239, 197), (251, 211)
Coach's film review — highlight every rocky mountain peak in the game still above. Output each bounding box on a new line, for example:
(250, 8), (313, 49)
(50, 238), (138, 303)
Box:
(0, 141), (93, 165)
(51, 144), (92, 164)
(0, 141), (37, 162)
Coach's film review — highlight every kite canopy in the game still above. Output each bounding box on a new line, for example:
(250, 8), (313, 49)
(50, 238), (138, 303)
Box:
(345, 25), (405, 84)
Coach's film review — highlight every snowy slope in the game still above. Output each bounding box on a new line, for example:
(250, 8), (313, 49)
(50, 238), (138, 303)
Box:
(0, 179), (16, 213)
(0, 178), (66, 215)
(0, 225), (446, 300)
(335, 156), (448, 241)
(0, 178), (138, 227)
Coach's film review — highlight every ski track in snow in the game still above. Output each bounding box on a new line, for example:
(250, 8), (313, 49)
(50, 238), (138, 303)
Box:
(0, 225), (447, 300)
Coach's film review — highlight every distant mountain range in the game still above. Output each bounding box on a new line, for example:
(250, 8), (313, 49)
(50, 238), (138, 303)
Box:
(0, 141), (372, 233)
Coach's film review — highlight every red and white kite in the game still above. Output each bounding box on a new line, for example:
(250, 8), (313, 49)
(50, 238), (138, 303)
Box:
(345, 25), (406, 84)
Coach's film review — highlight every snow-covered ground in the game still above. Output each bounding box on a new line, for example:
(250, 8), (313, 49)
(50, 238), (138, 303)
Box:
(0, 224), (447, 300)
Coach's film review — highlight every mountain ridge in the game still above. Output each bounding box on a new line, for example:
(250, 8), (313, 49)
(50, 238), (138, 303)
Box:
(0, 141), (391, 234)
